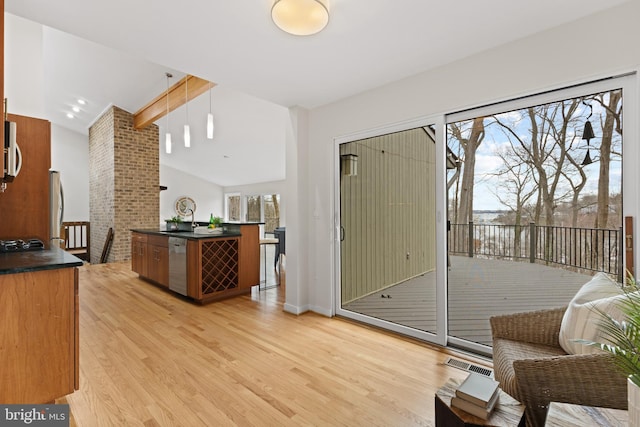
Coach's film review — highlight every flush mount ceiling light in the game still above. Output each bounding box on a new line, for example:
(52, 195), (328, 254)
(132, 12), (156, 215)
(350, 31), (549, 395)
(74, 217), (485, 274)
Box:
(271, 0), (329, 36)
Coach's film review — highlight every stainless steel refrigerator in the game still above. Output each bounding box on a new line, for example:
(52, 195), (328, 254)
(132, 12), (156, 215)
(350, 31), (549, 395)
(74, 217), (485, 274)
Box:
(49, 170), (65, 246)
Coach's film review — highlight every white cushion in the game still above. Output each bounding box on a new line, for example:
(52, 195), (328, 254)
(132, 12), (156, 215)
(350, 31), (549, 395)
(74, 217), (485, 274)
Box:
(559, 272), (625, 355)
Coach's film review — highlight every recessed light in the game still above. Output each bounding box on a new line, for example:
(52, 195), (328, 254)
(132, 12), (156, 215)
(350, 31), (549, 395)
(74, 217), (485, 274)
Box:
(72, 106), (80, 113)
(66, 113), (74, 119)
(77, 99), (86, 105)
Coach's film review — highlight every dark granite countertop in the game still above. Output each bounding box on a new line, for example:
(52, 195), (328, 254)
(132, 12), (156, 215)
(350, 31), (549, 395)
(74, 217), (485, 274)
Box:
(131, 229), (242, 240)
(0, 247), (84, 275)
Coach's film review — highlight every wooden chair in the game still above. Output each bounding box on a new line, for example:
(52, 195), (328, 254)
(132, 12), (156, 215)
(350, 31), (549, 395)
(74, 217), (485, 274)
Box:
(61, 221), (90, 261)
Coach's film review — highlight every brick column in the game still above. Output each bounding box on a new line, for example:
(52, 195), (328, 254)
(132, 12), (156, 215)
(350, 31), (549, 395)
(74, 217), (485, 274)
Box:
(89, 106), (159, 263)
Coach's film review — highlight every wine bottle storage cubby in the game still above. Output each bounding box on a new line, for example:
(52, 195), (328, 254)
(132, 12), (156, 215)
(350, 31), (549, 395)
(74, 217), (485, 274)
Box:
(200, 239), (239, 295)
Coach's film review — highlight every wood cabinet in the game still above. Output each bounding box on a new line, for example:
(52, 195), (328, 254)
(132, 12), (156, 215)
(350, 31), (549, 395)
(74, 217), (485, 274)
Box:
(0, 267), (79, 403)
(0, 114), (51, 243)
(131, 232), (148, 276)
(147, 235), (168, 287)
(132, 232), (168, 287)
(237, 224), (260, 289)
(132, 226), (260, 303)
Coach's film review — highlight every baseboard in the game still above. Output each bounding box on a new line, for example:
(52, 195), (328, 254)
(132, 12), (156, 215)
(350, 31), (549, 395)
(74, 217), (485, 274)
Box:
(283, 303), (310, 315)
(309, 305), (333, 317)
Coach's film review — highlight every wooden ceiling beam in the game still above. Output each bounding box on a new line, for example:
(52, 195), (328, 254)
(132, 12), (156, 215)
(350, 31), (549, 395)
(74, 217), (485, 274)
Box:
(133, 75), (215, 130)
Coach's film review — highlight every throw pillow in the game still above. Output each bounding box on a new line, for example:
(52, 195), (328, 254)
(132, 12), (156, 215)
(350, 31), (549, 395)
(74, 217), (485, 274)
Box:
(559, 272), (624, 355)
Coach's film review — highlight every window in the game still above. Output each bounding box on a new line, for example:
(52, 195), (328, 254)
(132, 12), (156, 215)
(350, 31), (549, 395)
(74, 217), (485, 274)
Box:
(225, 193), (241, 222)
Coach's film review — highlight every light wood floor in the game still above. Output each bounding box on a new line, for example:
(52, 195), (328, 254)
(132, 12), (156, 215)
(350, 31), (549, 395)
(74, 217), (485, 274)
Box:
(57, 262), (486, 426)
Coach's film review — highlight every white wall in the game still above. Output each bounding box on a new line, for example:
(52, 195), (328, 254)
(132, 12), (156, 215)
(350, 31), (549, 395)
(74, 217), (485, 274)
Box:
(50, 124), (89, 221)
(4, 13), (44, 118)
(294, 2), (640, 316)
(159, 164), (224, 226)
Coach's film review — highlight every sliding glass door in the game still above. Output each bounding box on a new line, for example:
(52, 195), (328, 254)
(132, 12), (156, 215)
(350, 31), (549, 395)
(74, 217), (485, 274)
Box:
(335, 117), (447, 345)
(445, 76), (633, 355)
(334, 75), (636, 355)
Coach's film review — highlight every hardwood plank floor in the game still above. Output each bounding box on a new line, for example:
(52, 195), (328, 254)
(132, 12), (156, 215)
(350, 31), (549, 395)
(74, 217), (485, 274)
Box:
(57, 262), (486, 426)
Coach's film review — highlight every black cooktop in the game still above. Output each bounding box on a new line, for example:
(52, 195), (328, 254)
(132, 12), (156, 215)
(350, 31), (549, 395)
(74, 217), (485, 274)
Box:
(0, 238), (45, 252)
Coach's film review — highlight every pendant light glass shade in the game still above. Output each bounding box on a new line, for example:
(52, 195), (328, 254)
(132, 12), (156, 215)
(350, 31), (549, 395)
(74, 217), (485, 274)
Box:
(165, 133), (172, 154)
(207, 84), (214, 139)
(207, 113), (214, 139)
(184, 124), (190, 147)
(184, 76), (191, 147)
(271, 0), (329, 36)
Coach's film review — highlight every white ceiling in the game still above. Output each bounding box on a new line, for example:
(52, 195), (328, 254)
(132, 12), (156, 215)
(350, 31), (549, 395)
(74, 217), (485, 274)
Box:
(5, 0), (630, 186)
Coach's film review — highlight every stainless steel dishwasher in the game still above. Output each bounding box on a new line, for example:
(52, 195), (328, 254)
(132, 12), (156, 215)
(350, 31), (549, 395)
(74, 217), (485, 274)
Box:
(168, 237), (188, 296)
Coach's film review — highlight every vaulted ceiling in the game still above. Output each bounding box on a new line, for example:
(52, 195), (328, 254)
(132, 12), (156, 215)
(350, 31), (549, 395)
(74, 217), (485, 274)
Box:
(4, 0), (630, 186)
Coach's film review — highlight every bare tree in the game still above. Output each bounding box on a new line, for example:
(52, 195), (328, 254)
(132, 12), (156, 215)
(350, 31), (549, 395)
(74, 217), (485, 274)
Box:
(593, 90), (622, 229)
(448, 117), (485, 224)
(489, 145), (537, 257)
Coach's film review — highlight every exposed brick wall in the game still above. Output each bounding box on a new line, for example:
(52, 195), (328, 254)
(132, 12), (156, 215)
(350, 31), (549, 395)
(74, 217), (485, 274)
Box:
(89, 106), (159, 263)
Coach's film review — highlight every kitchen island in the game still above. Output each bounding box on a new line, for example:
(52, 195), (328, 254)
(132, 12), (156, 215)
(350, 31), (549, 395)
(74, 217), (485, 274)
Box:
(0, 247), (82, 403)
(131, 223), (260, 303)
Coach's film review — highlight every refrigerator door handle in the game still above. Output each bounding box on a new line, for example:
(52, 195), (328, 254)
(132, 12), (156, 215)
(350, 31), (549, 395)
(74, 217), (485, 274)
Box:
(59, 182), (64, 229)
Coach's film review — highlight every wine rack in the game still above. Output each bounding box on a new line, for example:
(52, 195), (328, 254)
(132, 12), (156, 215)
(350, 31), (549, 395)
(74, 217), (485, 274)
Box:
(200, 239), (239, 295)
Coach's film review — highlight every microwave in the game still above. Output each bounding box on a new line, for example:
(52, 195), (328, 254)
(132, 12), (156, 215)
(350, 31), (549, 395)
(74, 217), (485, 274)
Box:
(4, 121), (21, 180)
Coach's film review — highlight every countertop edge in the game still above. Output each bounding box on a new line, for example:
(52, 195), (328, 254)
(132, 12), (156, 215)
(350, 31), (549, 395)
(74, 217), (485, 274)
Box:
(131, 229), (243, 240)
(0, 248), (84, 275)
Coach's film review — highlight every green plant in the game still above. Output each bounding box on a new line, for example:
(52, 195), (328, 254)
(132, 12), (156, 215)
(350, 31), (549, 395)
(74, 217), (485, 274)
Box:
(166, 216), (183, 223)
(212, 216), (222, 226)
(582, 274), (640, 386)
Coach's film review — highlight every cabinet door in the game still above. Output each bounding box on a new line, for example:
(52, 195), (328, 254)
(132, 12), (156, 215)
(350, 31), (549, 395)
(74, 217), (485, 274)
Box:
(131, 239), (148, 277)
(147, 244), (169, 287)
(0, 268), (76, 403)
(0, 114), (51, 242)
(238, 225), (260, 288)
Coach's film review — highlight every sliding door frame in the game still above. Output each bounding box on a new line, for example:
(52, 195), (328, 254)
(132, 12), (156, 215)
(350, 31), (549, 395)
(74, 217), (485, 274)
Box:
(445, 73), (638, 355)
(333, 114), (448, 346)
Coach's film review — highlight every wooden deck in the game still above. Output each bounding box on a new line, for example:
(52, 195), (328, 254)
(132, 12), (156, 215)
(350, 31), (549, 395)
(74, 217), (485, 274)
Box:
(343, 255), (592, 346)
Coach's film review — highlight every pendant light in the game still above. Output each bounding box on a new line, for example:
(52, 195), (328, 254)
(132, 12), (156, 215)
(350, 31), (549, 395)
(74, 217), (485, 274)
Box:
(184, 76), (191, 148)
(207, 83), (214, 139)
(165, 73), (172, 154)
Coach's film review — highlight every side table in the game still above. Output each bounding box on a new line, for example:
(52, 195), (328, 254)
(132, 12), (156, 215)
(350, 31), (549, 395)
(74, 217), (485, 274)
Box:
(545, 402), (628, 426)
(435, 377), (525, 427)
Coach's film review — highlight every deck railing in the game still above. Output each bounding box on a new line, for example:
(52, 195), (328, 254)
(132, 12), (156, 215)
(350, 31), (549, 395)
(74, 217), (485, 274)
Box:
(448, 222), (623, 281)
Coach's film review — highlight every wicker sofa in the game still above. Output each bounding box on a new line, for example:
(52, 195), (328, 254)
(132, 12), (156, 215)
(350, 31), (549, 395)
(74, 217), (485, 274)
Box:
(490, 306), (627, 427)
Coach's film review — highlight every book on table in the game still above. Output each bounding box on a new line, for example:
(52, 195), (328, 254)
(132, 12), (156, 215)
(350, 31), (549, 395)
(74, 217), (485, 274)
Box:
(451, 388), (500, 420)
(455, 372), (500, 407)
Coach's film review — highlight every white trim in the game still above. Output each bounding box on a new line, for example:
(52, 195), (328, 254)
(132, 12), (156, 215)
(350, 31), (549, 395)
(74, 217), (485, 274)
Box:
(283, 303), (310, 315)
(309, 305), (333, 317)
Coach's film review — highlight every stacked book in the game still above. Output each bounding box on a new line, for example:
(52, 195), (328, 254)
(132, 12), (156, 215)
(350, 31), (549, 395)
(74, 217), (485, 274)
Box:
(451, 373), (500, 420)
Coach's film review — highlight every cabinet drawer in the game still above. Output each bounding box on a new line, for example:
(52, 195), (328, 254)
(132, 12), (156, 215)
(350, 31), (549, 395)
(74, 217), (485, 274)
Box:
(132, 233), (148, 243)
(147, 234), (168, 247)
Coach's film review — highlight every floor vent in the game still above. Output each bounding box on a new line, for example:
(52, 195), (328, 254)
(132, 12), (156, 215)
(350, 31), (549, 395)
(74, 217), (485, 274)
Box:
(443, 357), (493, 378)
